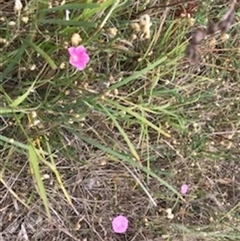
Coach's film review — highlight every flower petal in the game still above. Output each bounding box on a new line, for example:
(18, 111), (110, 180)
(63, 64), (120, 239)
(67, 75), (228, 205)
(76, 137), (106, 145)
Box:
(82, 52), (90, 63)
(69, 57), (79, 68)
(68, 47), (77, 56)
(75, 62), (86, 71)
(180, 184), (189, 194)
(68, 45), (90, 71)
(75, 45), (87, 53)
(112, 215), (128, 233)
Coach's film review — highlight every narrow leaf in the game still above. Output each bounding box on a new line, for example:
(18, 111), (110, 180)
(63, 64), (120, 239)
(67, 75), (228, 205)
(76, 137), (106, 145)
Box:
(28, 143), (51, 219)
(100, 104), (140, 161)
(27, 41), (58, 70)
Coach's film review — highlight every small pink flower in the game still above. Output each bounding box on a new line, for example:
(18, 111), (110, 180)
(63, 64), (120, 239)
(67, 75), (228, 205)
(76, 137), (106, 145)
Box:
(68, 45), (90, 70)
(112, 215), (128, 233)
(181, 184), (189, 194)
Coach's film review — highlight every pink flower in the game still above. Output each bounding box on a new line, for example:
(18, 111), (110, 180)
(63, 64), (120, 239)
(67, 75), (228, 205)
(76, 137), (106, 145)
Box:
(112, 215), (128, 233)
(181, 184), (189, 194)
(68, 46), (90, 70)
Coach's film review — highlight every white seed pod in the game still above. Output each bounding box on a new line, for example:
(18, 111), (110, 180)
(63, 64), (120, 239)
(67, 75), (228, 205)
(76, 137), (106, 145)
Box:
(0, 37), (7, 44)
(14, 0), (23, 13)
(139, 14), (152, 39)
(8, 21), (16, 26)
(221, 33), (229, 41)
(188, 18), (195, 27)
(130, 22), (141, 32)
(130, 34), (137, 41)
(63, 41), (69, 49)
(106, 27), (118, 38)
(21, 16), (29, 23)
(166, 208), (174, 219)
(71, 33), (82, 46)
(59, 62), (66, 69)
(139, 14), (151, 26)
(29, 64), (36, 71)
(143, 29), (151, 39)
(65, 9), (70, 21)
(31, 111), (37, 118)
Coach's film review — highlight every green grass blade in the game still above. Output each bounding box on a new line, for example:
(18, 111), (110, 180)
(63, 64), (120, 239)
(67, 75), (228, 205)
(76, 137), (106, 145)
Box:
(2, 41), (28, 80)
(27, 41), (58, 70)
(100, 104), (140, 162)
(108, 56), (167, 91)
(45, 139), (73, 207)
(38, 19), (96, 28)
(0, 134), (56, 157)
(80, 0), (115, 19)
(28, 143), (51, 219)
(104, 98), (171, 138)
(38, 3), (99, 13)
(9, 80), (36, 108)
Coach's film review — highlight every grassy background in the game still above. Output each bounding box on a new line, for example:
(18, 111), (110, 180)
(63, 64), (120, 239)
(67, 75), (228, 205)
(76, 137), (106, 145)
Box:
(0, 0), (240, 240)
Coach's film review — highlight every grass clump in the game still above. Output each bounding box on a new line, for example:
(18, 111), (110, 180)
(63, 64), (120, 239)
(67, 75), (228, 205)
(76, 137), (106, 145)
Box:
(0, 0), (240, 240)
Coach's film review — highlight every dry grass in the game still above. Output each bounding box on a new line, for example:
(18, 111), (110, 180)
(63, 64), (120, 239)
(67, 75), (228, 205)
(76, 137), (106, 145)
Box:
(1, 0), (240, 240)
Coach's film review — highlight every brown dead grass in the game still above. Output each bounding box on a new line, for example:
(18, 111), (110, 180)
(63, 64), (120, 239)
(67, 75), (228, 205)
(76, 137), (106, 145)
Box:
(1, 126), (240, 240)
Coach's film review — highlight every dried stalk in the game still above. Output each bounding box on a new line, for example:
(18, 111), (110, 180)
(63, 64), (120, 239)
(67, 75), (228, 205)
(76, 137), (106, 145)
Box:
(185, 0), (237, 63)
